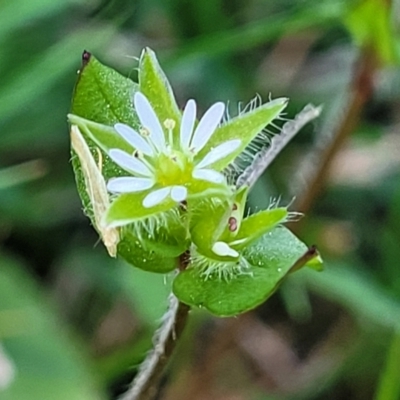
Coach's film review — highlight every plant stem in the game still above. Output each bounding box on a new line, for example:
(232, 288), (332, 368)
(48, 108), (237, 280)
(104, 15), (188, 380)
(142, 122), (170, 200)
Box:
(119, 256), (191, 400)
(292, 48), (378, 220)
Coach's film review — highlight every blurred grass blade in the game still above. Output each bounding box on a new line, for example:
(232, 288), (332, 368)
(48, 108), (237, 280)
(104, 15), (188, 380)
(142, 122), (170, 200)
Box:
(375, 332), (400, 400)
(0, 24), (116, 124)
(0, 253), (105, 399)
(0, 160), (47, 190)
(302, 264), (400, 330)
(0, 0), (79, 40)
(167, 1), (345, 64)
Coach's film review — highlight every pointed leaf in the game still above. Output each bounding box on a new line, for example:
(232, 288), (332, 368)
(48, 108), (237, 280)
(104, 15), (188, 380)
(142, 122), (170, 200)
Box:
(71, 52), (139, 126)
(139, 48), (181, 141)
(231, 207), (288, 250)
(195, 98), (288, 170)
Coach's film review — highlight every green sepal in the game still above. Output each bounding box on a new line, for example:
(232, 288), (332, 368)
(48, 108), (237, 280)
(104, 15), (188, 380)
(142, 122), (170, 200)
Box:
(118, 229), (178, 273)
(189, 197), (233, 259)
(195, 98), (288, 170)
(303, 253), (324, 271)
(141, 213), (189, 258)
(71, 52), (139, 126)
(230, 207), (289, 250)
(139, 48), (181, 141)
(68, 114), (132, 154)
(104, 190), (177, 227)
(173, 226), (322, 317)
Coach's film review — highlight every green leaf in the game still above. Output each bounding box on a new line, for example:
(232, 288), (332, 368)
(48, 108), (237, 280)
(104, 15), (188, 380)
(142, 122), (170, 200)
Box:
(139, 48), (181, 142)
(173, 226), (319, 316)
(71, 52), (139, 127)
(195, 98), (288, 170)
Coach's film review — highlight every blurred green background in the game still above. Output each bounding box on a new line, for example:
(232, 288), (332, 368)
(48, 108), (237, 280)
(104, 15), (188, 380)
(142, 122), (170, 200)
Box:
(1, 0), (400, 399)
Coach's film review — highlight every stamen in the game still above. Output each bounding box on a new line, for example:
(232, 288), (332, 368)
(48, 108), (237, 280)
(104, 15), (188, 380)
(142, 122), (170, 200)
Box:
(140, 127), (150, 137)
(164, 118), (176, 148)
(228, 217), (238, 232)
(164, 119), (176, 130)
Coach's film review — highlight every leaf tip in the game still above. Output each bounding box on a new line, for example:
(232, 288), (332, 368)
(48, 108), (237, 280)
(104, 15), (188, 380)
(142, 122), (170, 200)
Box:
(82, 50), (91, 66)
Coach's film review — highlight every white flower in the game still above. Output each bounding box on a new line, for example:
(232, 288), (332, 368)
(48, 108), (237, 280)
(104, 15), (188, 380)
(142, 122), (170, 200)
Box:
(106, 92), (241, 208)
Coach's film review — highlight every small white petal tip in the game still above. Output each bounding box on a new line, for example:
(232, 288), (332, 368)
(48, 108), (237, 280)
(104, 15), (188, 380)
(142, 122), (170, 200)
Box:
(196, 139), (241, 169)
(107, 177), (154, 193)
(192, 169), (225, 184)
(171, 185), (187, 202)
(142, 187), (171, 208)
(190, 101), (225, 153)
(212, 241), (239, 258)
(134, 92), (166, 152)
(109, 149), (153, 177)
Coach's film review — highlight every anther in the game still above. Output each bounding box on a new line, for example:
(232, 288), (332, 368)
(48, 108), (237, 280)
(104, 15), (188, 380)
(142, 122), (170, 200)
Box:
(163, 119), (176, 130)
(179, 200), (188, 211)
(228, 217), (238, 232)
(139, 127), (150, 136)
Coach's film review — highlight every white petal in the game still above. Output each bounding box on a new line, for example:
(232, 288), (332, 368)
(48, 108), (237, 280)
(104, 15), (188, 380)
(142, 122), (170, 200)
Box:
(212, 241), (239, 258)
(109, 149), (153, 177)
(143, 187), (171, 208)
(192, 168), (225, 184)
(114, 123), (154, 156)
(196, 139), (241, 169)
(107, 177), (154, 193)
(171, 186), (187, 202)
(134, 92), (166, 152)
(180, 99), (196, 150)
(190, 102), (225, 153)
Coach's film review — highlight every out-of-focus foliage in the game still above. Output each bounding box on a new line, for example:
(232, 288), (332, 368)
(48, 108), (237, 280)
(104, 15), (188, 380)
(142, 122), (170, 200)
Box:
(1, 0), (400, 399)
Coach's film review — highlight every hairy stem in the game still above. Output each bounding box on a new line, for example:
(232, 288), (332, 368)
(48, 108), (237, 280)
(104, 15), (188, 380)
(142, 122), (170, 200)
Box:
(119, 256), (191, 400)
(236, 104), (321, 189)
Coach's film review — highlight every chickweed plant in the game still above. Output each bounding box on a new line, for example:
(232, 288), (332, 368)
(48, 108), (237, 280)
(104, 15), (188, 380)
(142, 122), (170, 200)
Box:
(69, 47), (322, 316)
(68, 47), (322, 398)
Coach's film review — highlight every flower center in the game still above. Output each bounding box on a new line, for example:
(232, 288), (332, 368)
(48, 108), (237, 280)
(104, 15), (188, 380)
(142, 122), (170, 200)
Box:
(155, 151), (192, 186)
